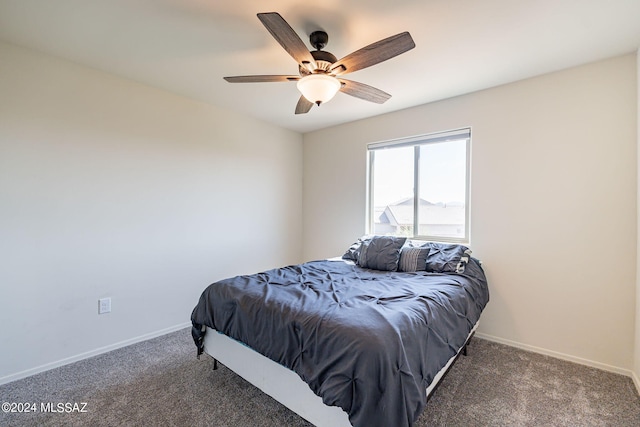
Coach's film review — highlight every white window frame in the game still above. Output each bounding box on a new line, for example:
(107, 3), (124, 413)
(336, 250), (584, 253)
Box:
(367, 128), (471, 243)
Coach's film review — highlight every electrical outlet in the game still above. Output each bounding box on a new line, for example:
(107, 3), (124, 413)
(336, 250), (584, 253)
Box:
(98, 297), (111, 314)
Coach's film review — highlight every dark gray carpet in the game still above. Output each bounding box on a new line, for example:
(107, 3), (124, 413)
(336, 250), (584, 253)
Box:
(1, 328), (638, 426)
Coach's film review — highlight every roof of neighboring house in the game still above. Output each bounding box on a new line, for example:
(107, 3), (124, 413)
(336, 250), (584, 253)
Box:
(375, 198), (465, 225)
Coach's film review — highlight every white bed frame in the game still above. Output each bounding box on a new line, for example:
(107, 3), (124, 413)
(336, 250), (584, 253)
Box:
(202, 321), (479, 427)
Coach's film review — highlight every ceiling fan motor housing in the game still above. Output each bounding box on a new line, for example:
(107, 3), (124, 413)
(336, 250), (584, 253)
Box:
(311, 50), (337, 72)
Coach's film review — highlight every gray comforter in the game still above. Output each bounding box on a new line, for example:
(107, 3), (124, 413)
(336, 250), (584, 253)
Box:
(191, 258), (489, 427)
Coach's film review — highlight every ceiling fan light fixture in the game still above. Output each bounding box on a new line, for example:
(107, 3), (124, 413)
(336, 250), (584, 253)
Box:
(297, 74), (341, 106)
(225, 13), (415, 114)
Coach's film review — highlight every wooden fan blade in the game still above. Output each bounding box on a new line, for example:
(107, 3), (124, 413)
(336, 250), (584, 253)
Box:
(339, 79), (391, 104)
(330, 32), (415, 76)
(224, 75), (299, 83)
(295, 96), (314, 114)
(257, 12), (316, 70)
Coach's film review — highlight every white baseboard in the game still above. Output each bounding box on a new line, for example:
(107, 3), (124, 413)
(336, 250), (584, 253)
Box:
(476, 332), (634, 378)
(632, 370), (640, 396)
(4, 325), (639, 398)
(0, 322), (191, 386)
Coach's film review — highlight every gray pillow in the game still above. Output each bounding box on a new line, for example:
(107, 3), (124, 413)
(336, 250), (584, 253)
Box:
(357, 236), (407, 271)
(425, 242), (472, 273)
(342, 236), (371, 261)
(398, 245), (430, 272)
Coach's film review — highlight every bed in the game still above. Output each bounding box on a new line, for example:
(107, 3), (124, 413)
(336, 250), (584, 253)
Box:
(191, 236), (490, 427)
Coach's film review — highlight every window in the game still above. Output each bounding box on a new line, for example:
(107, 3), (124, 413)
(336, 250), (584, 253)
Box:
(367, 128), (470, 243)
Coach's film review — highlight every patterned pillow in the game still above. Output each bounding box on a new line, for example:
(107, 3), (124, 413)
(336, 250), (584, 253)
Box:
(425, 242), (472, 273)
(357, 236), (407, 271)
(398, 245), (430, 272)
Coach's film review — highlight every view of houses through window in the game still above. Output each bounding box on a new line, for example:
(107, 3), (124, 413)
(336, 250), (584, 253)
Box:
(368, 129), (470, 242)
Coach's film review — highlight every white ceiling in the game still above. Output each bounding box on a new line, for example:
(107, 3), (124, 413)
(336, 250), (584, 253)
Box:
(1, 0), (639, 133)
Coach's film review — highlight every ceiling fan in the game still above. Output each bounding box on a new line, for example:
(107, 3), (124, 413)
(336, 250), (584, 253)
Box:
(224, 12), (416, 114)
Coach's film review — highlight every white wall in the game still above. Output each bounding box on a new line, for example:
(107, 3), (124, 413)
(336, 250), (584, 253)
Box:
(303, 54), (637, 373)
(0, 42), (303, 383)
(635, 48), (640, 390)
